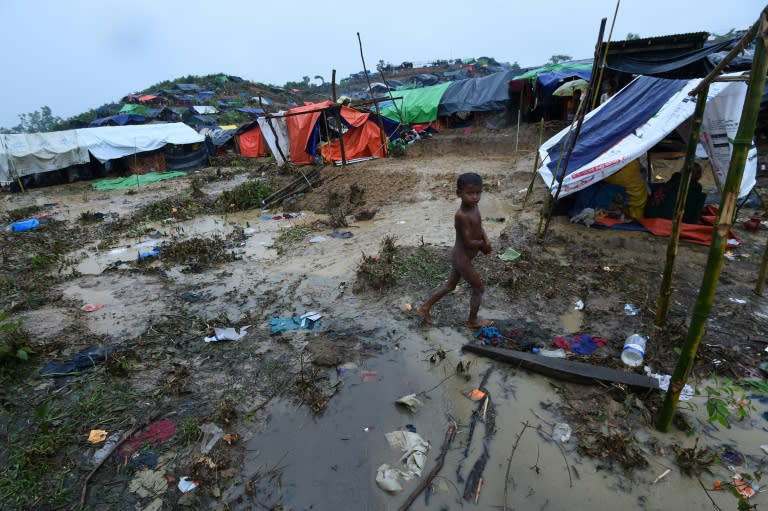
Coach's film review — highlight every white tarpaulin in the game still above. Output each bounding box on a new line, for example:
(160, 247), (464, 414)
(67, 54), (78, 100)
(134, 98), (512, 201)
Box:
(75, 123), (205, 162)
(537, 74), (756, 199)
(0, 130), (90, 182)
(258, 115), (290, 165)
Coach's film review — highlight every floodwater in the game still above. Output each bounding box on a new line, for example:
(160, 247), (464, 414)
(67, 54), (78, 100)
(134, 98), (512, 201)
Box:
(46, 186), (768, 510)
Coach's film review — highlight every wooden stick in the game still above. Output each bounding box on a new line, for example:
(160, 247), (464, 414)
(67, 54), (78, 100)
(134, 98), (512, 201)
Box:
(474, 477), (483, 504)
(397, 422), (457, 511)
(503, 421), (531, 511)
(331, 69), (347, 167)
(356, 32), (388, 154)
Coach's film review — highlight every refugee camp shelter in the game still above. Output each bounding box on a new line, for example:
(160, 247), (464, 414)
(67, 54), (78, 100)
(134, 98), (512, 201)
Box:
(0, 123), (205, 185)
(536, 74), (756, 202)
(235, 121), (268, 158)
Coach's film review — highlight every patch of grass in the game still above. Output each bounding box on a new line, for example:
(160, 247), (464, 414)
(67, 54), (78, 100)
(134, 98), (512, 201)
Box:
(2, 205), (43, 223)
(29, 253), (56, 267)
(271, 224), (317, 255)
(397, 245), (450, 289)
(0, 312), (32, 363)
(216, 179), (270, 212)
(178, 417), (202, 446)
(136, 195), (212, 222)
(354, 235), (399, 292)
(158, 235), (239, 270)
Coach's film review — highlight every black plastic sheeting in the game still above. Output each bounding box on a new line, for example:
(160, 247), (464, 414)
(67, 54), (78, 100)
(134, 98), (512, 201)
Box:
(438, 70), (518, 115)
(605, 38), (734, 77)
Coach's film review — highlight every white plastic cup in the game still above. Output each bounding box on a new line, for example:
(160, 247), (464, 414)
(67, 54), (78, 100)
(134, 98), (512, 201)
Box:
(621, 334), (647, 367)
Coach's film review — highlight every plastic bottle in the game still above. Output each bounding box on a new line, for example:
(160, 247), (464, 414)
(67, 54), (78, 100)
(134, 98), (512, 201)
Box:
(93, 432), (121, 464)
(8, 218), (40, 232)
(621, 334), (647, 367)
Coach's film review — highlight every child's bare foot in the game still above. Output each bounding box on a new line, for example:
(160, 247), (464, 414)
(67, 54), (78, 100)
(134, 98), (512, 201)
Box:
(466, 318), (494, 328)
(416, 305), (435, 325)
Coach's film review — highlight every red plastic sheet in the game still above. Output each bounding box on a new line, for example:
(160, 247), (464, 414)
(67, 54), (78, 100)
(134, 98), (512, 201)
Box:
(238, 126), (268, 157)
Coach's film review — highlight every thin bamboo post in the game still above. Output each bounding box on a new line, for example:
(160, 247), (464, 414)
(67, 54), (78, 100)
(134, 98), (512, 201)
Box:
(356, 32), (388, 155)
(523, 119), (545, 208)
(655, 83), (710, 326)
(656, 14), (768, 432)
(757, 238), (768, 295)
(378, 68), (404, 125)
(331, 69), (347, 167)
(591, 0), (620, 111)
(515, 108), (521, 152)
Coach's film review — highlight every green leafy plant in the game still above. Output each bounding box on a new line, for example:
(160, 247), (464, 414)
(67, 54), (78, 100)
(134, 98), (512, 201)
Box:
(702, 378), (754, 428)
(0, 311), (32, 362)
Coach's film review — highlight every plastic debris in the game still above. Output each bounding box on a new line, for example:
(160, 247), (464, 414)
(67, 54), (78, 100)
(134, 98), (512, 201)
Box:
(475, 326), (503, 346)
(200, 423), (224, 454)
(88, 429), (108, 443)
(553, 423), (572, 442)
(81, 303), (104, 312)
(644, 368), (694, 401)
(120, 419), (177, 456)
(574, 300), (584, 310)
(329, 230), (354, 239)
(138, 247), (161, 260)
(129, 469), (168, 498)
(299, 311), (323, 328)
(93, 432), (121, 463)
(361, 370), (377, 382)
(469, 389), (486, 401)
(761, 445), (768, 455)
(178, 476), (199, 493)
(8, 218), (40, 232)
(376, 430), (430, 492)
(498, 247), (521, 261)
(41, 345), (120, 377)
(652, 468), (671, 484)
(729, 297), (747, 304)
(204, 326), (250, 343)
(624, 303), (641, 316)
(395, 394), (424, 412)
(309, 236), (327, 243)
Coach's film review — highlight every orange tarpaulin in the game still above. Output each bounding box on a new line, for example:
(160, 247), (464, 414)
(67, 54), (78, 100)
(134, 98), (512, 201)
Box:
(321, 118), (385, 162)
(286, 100), (333, 164)
(237, 125), (268, 157)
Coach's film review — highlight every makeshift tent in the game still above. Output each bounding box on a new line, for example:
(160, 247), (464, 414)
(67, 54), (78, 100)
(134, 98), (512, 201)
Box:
(75, 123), (205, 162)
(380, 82), (453, 124)
(258, 116), (290, 165)
(319, 109), (395, 163)
(119, 103), (149, 116)
(235, 122), (269, 158)
(536, 74), (756, 200)
(438, 70), (518, 115)
(512, 61), (593, 94)
(0, 131), (90, 182)
(191, 105), (217, 115)
(90, 114), (146, 127)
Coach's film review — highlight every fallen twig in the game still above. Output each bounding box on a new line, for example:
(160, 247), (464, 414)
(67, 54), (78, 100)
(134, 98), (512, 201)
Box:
(697, 477), (724, 511)
(504, 421), (532, 511)
(398, 421), (457, 511)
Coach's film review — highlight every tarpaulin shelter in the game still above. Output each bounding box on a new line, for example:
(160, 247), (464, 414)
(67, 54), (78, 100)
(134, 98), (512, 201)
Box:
(536, 74), (756, 200)
(235, 121), (269, 158)
(438, 70), (518, 115)
(380, 82), (453, 124)
(90, 114), (146, 127)
(511, 60), (593, 94)
(119, 103), (149, 116)
(1, 123), (204, 183)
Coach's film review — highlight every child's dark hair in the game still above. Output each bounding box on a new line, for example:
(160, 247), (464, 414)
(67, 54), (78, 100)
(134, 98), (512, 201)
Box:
(457, 172), (483, 190)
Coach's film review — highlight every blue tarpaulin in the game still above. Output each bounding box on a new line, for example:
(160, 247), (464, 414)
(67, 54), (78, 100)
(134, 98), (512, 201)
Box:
(537, 68), (593, 95)
(546, 76), (687, 177)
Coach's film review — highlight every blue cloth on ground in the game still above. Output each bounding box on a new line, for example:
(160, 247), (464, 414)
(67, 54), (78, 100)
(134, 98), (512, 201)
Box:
(475, 326), (503, 346)
(268, 317), (303, 334)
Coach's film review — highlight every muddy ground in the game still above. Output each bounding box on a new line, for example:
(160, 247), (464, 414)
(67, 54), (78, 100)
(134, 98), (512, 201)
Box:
(1, 124), (768, 511)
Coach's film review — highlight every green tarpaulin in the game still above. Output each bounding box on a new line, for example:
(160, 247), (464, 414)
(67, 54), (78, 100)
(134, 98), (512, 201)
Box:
(380, 82), (452, 124)
(90, 171), (187, 190)
(512, 61), (593, 81)
(119, 103), (149, 116)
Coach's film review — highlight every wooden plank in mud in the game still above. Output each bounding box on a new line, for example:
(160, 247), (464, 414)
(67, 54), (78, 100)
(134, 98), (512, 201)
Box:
(461, 344), (660, 390)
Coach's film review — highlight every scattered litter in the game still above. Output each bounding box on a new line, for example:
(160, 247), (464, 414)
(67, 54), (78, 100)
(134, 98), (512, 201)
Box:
(93, 432), (121, 463)
(375, 430), (430, 493)
(180, 291), (203, 303)
(475, 326), (503, 346)
(337, 362), (358, 374)
(309, 236), (327, 243)
(603, 266), (612, 271)
(733, 477), (756, 499)
(148, 231), (164, 239)
(644, 368), (694, 400)
(109, 247), (128, 255)
(361, 370), (377, 382)
(498, 247), (521, 261)
(135, 240), (156, 248)
(119, 419), (177, 456)
(397, 221), (406, 224)
(363, 426), (375, 432)
(395, 394), (424, 412)
(554, 334), (607, 355)
(300, 311), (323, 328)
(130, 451), (159, 469)
(760, 445), (768, 455)
(624, 303), (641, 316)
(81, 303), (104, 312)
(200, 423), (224, 454)
(651, 468), (671, 484)
(552, 423), (571, 442)
(138, 248), (160, 260)
(7, 218), (40, 232)
(178, 477), (199, 493)
(88, 429), (108, 443)
(129, 469), (168, 498)
(329, 230), (354, 239)
(260, 214), (272, 220)
(243, 227), (256, 235)
(469, 388), (486, 401)
(574, 300), (584, 310)
(402, 303), (412, 311)
(729, 297), (748, 304)
(204, 325), (250, 343)
(268, 317), (303, 334)
(41, 345), (120, 377)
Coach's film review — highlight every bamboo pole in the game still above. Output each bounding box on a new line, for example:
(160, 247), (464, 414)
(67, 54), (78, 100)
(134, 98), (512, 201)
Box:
(356, 32), (388, 155)
(656, 14), (768, 432)
(331, 69), (347, 167)
(540, 19), (606, 237)
(522, 119), (545, 208)
(655, 83), (710, 326)
(591, 0), (621, 110)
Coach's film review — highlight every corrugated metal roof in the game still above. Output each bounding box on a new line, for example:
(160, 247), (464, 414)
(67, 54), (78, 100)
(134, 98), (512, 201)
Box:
(605, 31), (709, 54)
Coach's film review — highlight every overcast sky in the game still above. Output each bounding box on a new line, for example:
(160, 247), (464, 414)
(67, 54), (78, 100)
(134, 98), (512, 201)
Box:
(0, 0), (760, 128)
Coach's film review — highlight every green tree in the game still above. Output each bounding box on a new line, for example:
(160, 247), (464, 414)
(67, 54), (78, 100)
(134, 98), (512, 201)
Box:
(548, 54), (572, 64)
(510, 61), (521, 72)
(626, 32), (641, 40)
(10, 106), (62, 133)
(302, 76), (311, 87)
